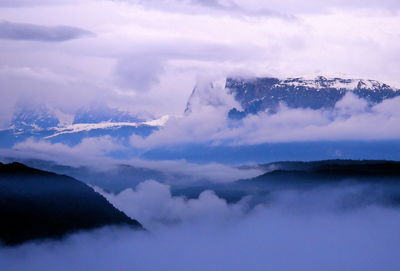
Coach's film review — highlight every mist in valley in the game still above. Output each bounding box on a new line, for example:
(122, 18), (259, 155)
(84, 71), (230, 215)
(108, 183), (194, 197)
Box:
(1, 180), (400, 271)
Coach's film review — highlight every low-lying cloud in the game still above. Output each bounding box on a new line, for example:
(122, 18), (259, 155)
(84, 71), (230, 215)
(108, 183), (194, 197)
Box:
(1, 181), (400, 271)
(7, 137), (123, 168)
(1, 137), (261, 183)
(131, 93), (400, 147)
(96, 180), (248, 230)
(97, 179), (400, 229)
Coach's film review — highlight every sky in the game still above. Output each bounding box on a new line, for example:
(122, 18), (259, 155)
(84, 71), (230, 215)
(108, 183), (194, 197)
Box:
(1, 0), (400, 127)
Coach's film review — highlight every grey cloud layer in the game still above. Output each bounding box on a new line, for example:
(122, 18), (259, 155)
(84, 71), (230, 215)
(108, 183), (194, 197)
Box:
(124, 0), (400, 15)
(114, 42), (266, 91)
(0, 21), (93, 42)
(0, 0), (82, 7)
(3, 0), (400, 11)
(128, 0), (282, 17)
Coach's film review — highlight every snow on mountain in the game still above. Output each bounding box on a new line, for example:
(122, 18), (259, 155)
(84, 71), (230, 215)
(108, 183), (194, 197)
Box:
(276, 76), (394, 91)
(45, 115), (169, 139)
(73, 103), (144, 124)
(11, 103), (59, 131)
(0, 102), (169, 148)
(225, 76), (400, 118)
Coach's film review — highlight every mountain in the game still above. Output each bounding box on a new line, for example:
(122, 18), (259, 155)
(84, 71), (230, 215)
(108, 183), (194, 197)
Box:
(172, 160), (400, 205)
(73, 103), (144, 124)
(0, 103), (168, 148)
(0, 157), (181, 193)
(246, 159), (400, 186)
(11, 103), (60, 131)
(184, 76), (400, 119)
(0, 162), (143, 246)
(0, 157), (241, 193)
(258, 159), (400, 172)
(184, 81), (237, 114)
(225, 76), (400, 118)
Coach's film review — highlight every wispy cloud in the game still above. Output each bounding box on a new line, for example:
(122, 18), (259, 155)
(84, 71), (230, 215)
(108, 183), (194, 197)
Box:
(0, 21), (94, 42)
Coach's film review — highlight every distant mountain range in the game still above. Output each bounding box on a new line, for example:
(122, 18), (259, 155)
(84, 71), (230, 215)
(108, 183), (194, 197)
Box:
(1, 76), (399, 150)
(0, 103), (168, 147)
(0, 162), (143, 246)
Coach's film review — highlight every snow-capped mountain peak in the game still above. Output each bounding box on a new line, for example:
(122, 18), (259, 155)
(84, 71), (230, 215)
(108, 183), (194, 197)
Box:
(1, 102), (169, 147)
(276, 76), (394, 91)
(225, 76), (400, 118)
(11, 103), (59, 131)
(184, 76), (400, 119)
(73, 103), (144, 124)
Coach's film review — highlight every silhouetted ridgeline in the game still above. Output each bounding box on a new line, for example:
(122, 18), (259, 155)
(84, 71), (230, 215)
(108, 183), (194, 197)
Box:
(253, 160), (400, 183)
(173, 160), (400, 205)
(0, 162), (143, 246)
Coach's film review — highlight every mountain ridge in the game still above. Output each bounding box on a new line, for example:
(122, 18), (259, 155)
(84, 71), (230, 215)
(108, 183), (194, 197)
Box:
(225, 76), (400, 118)
(172, 159), (400, 205)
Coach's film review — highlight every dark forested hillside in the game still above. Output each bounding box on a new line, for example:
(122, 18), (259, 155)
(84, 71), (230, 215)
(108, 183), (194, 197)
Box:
(0, 162), (143, 246)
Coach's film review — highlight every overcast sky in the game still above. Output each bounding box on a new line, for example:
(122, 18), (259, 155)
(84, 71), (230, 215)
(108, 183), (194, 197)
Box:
(1, 0), (400, 127)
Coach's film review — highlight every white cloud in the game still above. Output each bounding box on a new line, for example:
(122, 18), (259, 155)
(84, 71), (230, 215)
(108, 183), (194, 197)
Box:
(96, 180), (248, 230)
(1, 138), (261, 183)
(131, 94), (400, 147)
(8, 137), (123, 168)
